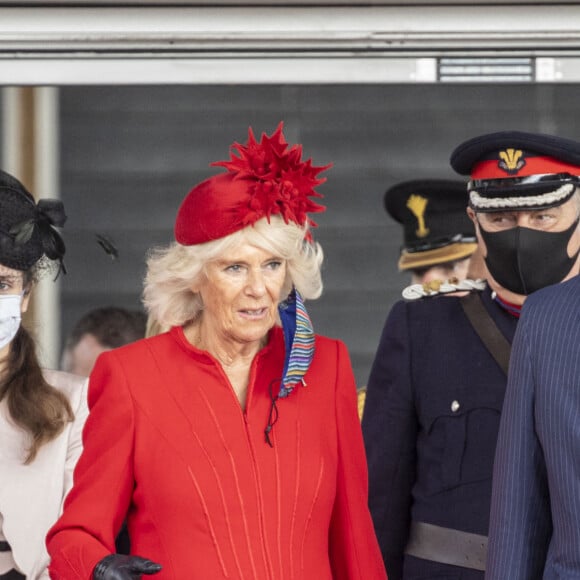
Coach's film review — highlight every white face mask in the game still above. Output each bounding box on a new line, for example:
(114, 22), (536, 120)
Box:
(0, 294), (22, 350)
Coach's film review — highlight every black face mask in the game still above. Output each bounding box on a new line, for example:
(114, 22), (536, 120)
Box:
(479, 217), (579, 295)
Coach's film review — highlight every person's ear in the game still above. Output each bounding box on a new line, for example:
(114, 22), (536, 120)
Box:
(21, 286), (32, 314)
(467, 207), (478, 225)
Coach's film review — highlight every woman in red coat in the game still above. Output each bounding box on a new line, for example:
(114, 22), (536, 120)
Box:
(46, 124), (387, 580)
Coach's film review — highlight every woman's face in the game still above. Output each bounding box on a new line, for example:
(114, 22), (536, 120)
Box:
(0, 264), (30, 360)
(194, 243), (287, 350)
(0, 264), (29, 309)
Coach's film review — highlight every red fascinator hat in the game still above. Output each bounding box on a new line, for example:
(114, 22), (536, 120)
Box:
(175, 123), (329, 245)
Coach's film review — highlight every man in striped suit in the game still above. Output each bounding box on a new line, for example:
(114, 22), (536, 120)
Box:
(485, 185), (580, 574)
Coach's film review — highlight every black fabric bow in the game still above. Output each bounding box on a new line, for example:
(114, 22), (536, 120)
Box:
(8, 198), (67, 274)
(37, 199), (67, 228)
(35, 199), (67, 262)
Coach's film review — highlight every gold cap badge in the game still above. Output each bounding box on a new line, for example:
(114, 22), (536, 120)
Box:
(406, 194), (430, 238)
(498, 148), (526, 175)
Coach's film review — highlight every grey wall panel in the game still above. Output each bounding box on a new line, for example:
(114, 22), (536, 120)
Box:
(59, 83), (580, 385)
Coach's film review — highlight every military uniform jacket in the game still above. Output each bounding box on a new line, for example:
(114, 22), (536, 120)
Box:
(362, 287), (518, 580)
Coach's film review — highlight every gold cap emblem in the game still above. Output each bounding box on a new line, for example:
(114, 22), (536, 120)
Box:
(498, 148), (526, 175)
(406, 194), (430, 238)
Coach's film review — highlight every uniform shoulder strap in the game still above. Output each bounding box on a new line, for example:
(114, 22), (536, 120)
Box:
(460, 292), (511, 375)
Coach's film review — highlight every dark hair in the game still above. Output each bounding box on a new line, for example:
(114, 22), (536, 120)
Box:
(66, 306), (147, 351)
(1, 272), (73, 463)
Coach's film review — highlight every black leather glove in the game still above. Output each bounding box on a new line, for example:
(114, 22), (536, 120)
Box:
(93, 554), (162, 579)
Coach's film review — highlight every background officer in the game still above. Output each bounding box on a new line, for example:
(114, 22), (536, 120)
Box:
(358, 178), (482, 420)
(385, 179), (480, 285)
(362, 130), (580, 580)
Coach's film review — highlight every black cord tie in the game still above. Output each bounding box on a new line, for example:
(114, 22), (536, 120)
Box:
(264, 378), (281, 447)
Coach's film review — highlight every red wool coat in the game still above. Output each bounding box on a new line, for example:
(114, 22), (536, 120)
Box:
(47, 326), (387, 580)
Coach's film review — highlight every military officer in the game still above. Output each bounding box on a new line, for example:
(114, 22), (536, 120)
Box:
(385, 179), (480, 285)
(358, 179), (481, 420)
(362, 131), (580, 580)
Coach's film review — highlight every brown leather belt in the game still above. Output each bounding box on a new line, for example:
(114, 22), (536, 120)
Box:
(405, 521), (488, 571)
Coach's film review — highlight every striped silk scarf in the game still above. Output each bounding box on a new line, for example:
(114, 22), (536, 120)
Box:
(277, 288), (315, 399)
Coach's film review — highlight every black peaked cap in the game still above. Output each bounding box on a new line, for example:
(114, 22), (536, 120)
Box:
(450, 130), (580, 175)
(385, 179), (474, 252)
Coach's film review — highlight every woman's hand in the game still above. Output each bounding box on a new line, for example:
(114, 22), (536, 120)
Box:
(93, 555), (162, 579)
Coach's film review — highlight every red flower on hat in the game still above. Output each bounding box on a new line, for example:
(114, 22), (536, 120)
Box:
(211, 123), (328, 230)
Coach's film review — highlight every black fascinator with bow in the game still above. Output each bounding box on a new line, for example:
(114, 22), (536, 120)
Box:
(0, 169), (67, 275)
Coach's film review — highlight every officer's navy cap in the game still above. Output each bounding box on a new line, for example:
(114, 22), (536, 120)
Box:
(450, 131), (580, 212)
(385, 179), (477, 271)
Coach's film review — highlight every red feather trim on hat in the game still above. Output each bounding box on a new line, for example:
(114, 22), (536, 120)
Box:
(211, 123), (329, 230)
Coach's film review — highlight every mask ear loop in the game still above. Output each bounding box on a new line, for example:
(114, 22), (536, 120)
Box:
(264, 377), (281, 447)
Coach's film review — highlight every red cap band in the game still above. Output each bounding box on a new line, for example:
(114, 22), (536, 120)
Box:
(472, 155), (580, 179)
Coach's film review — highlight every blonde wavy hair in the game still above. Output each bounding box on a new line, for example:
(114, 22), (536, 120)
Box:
(143, 216), (324, 329)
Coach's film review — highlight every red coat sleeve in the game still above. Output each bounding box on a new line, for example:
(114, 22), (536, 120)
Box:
(328, 340), (388, 580)
(47, 351), (136, 578)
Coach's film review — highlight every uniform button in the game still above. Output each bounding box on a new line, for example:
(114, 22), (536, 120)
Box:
(451, 400), (460, 412)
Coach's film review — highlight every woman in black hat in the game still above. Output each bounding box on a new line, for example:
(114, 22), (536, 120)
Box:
(0, 169), (88, 579)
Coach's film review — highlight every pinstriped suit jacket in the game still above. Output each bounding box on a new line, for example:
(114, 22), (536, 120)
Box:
(486, 275), (580, 580)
